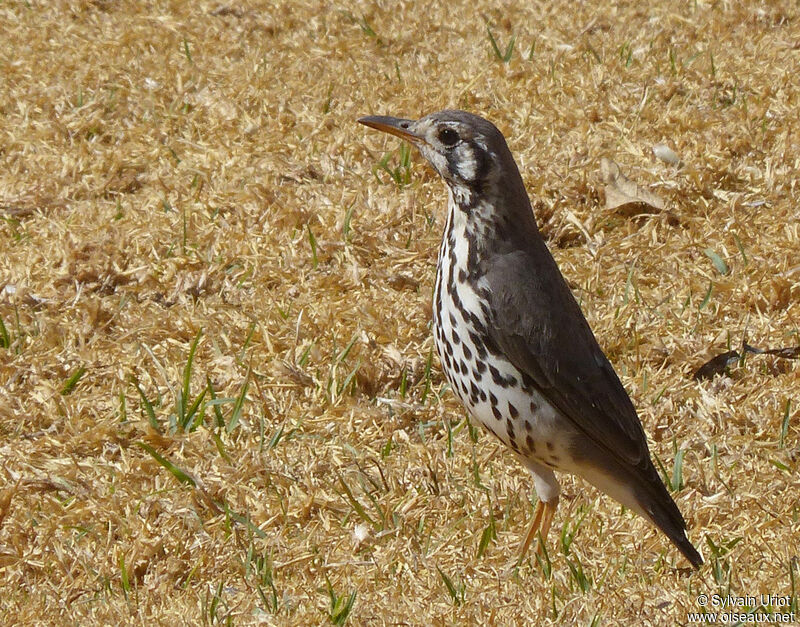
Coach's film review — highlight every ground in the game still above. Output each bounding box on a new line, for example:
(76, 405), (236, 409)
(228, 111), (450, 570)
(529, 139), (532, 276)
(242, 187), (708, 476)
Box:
(0, 0), (798, 625)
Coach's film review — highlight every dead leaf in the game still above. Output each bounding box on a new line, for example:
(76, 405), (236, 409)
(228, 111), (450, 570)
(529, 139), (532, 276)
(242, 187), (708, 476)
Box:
(600, 157), (666, 214)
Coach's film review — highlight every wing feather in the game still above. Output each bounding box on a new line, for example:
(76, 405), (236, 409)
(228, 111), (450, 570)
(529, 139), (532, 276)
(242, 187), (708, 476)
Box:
(483, 250), (650, 470)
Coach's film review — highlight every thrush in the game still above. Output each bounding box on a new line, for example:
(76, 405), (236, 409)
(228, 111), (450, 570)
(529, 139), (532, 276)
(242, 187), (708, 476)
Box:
(358, 110), (702, 569)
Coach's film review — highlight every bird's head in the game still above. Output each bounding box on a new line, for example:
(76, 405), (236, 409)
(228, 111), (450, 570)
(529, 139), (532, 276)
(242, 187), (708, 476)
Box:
(359, 110), (515, 208)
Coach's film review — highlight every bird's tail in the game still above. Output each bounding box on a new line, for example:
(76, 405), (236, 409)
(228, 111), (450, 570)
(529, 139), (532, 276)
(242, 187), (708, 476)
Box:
(634, 466), (703, 569)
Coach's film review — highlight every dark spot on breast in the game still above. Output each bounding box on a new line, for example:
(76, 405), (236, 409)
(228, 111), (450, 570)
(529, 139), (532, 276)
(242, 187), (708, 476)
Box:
(449, 312), (457, 327)
(491, 405), (501, 420)
(470, 381), (480, 399)
(489, 392), (497, 407)
(476, 360), (487, 374)
(524, 420), (532, 432)
(483, 335), (501, 357)
(479, 390), (487, 402)
(469, 332), (487, 359)
(451, 332), (461, 346)
(443, 352), (451, 368)
(521, 373), (536, 394)
(458, 268), (467, 283)
(471, 368), (482, 382)
(506, 418), (514, 434)
(451, 286), (462, 310)
(462, 344), (472, 360)
(506, 429), (517, 450)
(529, 400), (538, 414)
(468, 312), (485, 334)
(508, 401), (519, 418)
(490, 365), (515, 388)
(445, 341), (454, 357)
(525, 434), (535, 453)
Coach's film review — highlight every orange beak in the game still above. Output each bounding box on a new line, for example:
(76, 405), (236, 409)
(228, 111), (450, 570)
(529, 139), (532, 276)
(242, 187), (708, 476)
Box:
(358, 115), (422, 144)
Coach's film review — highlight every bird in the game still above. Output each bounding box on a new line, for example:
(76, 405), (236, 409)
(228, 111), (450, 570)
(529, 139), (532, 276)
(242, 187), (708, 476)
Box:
(358, 110), (702, 569)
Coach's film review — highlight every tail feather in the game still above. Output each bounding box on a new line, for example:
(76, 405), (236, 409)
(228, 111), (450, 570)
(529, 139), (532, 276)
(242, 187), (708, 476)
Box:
(635, 466), (703, 569)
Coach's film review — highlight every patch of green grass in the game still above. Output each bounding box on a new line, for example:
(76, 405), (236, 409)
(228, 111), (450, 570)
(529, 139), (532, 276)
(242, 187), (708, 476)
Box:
(698, 280), (714, 311)
(653, 446), (686, 492)
(325, 575), (357, 625)
(486, 24), (515, 62)
(374, 143), (412, 186)
(534, 531), (553, 580)
(705, 535), (742, 595)
(307, 224), (319, 269)
(566, 554), (592, 593)
(0, 314), (10, 349)
(476, 495), (497, 559)
(326, 332), (361, 403)
(245, 544), (279, 614)
(137, 441), (196, 486)
(176, 329), (205, 430)
(560, 505), (588, 556)
(131, 375), (160, 431)
(202, 580), (232, 626)
(779, 399), (791, 449)
(733, 233), (748, 266)
(119, 553), (132, 601)
(342, 201), (356, 244)
(336, 471), (379, 530)
(60, 365), (86, 395)
(226, 368), (250, 433)
(437, 566), (466, 606)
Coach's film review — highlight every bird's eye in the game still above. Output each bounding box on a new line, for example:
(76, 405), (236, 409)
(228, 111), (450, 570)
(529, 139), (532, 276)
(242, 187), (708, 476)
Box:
(438, 128), (459, 146)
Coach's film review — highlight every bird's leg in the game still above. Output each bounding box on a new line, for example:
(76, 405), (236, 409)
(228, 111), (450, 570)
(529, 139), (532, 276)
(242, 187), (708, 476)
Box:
(518, 496), (559, 560)
(535, 496), (559, 557)
(518, 500), (545, 558)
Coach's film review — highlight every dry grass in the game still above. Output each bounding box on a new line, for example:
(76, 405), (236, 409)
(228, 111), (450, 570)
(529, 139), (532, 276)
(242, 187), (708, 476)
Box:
(1, 0), (798, 624)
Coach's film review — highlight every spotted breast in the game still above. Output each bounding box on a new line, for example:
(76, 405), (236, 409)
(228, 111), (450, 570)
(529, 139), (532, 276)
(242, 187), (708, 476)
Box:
(432, 194), (579, 498)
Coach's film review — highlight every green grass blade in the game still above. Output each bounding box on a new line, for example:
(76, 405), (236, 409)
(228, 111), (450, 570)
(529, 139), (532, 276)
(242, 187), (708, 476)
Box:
(180, 329), (203, 423)
(206, 375), (225, 429)
(132, 377), (159, 431)
(227, 369), (250, 433)
(0, 316), (9, 349)
(184, 388), (207, 431)
(137, 441), (196, 486)
(336, 471), (377, 528)
(60, 365), (86, 395)
(779, 399), (791, 449)
(672, 448), (685, 491)
(437, 567), (459, 605)
(307, 224), (318, 269)
(486, 25), (503, 60)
